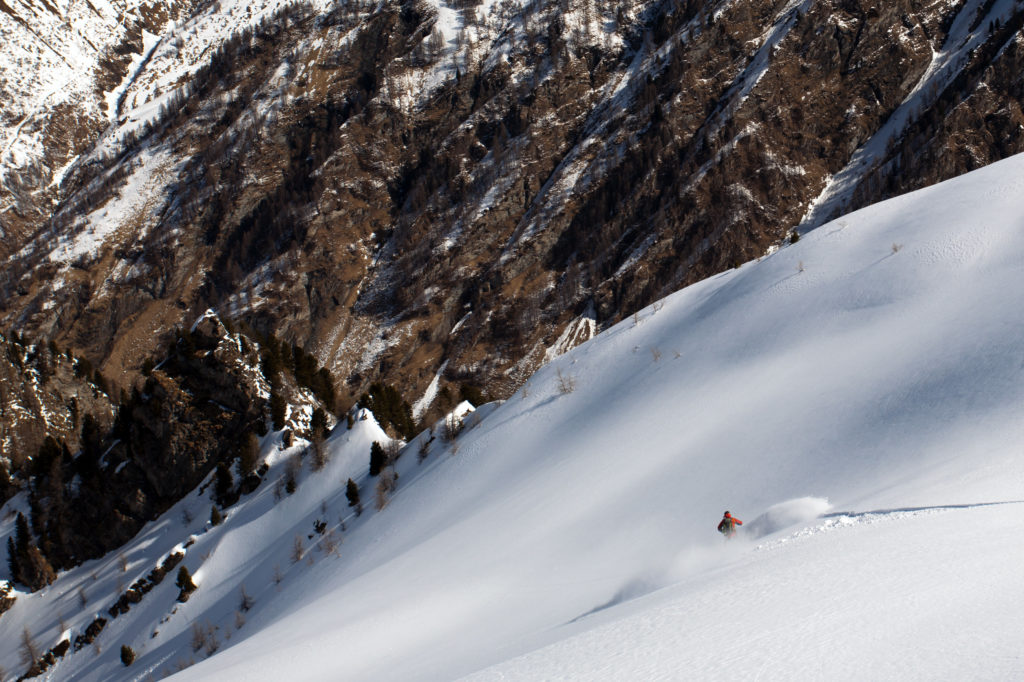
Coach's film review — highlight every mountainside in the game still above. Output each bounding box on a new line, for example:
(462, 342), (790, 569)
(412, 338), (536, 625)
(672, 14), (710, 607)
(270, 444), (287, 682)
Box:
(0, 0), (198, 249)
(1, 149), (1022, 681)
(2, 0), (1023, 427)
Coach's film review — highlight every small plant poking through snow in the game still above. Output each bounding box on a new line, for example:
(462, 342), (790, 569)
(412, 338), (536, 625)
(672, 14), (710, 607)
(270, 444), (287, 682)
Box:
(239, 584), (253, 612)
(444, 414), (463, 441)
(376, 469), (397, 510)
(190, 621), (218, 655)
(892, 242), (903, 253)
(291, 535), (304, 564)
(285, 456), (300, 494)
(321, 529), (341, 556)
(120, 644), (135, 666)
(557, 368), (576, 394)
(20, 627), (40, 667)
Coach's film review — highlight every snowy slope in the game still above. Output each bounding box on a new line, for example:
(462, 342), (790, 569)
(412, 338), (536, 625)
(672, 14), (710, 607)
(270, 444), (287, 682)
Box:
(179, 153), (1024, 679)
(3, 152), (1024, 680)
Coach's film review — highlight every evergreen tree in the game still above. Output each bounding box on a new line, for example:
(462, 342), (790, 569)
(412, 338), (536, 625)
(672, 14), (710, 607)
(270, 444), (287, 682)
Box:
(120, 644), (136, 666)
(176, 566), (197, 602)
(14, 513), (30, 556)
(210, 505), (223, 526)
(270, 391), (287, 430)
(239, 431), (261, 476)
(214, 463), (234, 507)
(6, 537), (19, 584)
(345, 478), (360, 510)
(369, 442), (386, 477)
(310, 407), (328, 441)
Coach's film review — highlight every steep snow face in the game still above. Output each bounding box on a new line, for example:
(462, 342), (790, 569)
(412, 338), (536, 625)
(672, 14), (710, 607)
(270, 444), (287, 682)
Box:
(3, 153), (1024, 680)
(172, 155), (1022, 678)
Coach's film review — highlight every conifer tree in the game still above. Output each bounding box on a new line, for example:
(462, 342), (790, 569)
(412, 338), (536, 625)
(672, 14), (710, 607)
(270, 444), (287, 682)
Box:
(369, 442), (386, 476)
(239, 431), (261, 476)
(6, 537), (19, 584)
(345, 478), (361, 514)
(214, 463), (234, 507)
(176, 565), (197, 602)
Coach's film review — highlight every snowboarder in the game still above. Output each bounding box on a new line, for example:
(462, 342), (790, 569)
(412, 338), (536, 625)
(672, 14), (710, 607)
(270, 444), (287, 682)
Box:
(717, 511), (742, 538)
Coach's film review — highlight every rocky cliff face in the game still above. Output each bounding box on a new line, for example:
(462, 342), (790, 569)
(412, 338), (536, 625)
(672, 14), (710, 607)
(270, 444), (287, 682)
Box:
(2, 0), (1023, 426)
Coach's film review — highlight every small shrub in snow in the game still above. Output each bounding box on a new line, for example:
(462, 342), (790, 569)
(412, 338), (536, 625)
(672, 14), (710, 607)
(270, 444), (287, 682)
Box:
(20, 626), (41, 667)
(650, 347), (662, 362)
(239, 584), (253, 612)
(385, 439), (402, 464)
(204, 628), (220, 656)
(375, 469), (397, 511)
(790, 230), (800, 244)
(235, 610), (246, 630)
(273, 565), (284, 586)
(291, 535), (304, 564)
(118, 553), (128, 573)
(418, 436), (432, 463)
(173, 656), (196, 672)
(210, 505), (223, 526)
(310, 437), (329, 471)
(120, 645), (135, 666)
(321, 528), (341, 556)
(557, 368), (576, 394)
(443, 414), (463, 441)
(892, 242), (903, 253)
(181, 507), (194, 525)
(284, 456), (301, 494)
(189, 622), (210, 654)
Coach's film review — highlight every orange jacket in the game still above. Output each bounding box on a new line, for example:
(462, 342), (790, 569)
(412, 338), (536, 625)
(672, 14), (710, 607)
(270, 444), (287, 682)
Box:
(718, 515), (743, 533)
